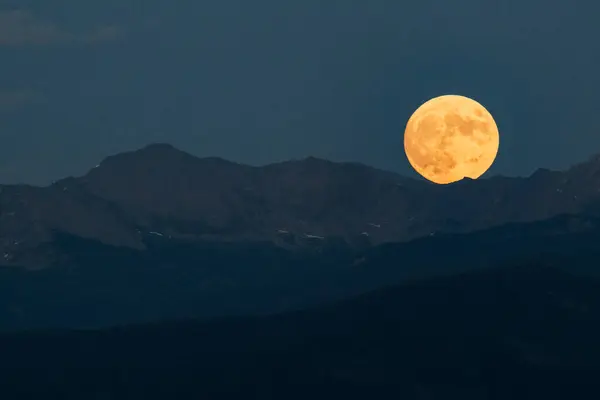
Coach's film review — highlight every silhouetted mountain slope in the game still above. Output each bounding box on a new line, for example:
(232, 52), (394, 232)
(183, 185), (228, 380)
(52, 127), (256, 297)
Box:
(4, 144), (600, 267)
(1, 213), (600, 331)
(1, 264), (599, 399)
(3, 143), (600, 332)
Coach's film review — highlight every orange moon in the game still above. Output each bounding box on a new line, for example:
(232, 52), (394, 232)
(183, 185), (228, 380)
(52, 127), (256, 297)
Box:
(403, 95), (499, 184)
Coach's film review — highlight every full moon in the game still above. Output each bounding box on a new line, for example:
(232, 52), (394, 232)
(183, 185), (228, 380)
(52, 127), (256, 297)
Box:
(403, 94), (499, 184)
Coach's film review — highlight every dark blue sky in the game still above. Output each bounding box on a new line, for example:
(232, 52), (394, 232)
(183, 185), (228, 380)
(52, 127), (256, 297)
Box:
(1, 0), (599, 184)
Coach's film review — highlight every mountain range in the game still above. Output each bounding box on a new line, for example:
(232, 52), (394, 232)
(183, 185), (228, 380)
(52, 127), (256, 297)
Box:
(2, 144), (600, 331)
(3, 143), (600, 269)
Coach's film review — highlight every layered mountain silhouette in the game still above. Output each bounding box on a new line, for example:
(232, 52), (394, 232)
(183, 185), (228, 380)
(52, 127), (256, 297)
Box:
(3, 143), (600, 268)
(1, 211), (600, 331)
(2, 146), (600, 399)
(1, 263), (599, 399)
(2, 144), (600, 330)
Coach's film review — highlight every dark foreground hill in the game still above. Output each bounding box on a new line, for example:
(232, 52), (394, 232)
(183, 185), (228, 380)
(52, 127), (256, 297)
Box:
(1, 264), (599, 399)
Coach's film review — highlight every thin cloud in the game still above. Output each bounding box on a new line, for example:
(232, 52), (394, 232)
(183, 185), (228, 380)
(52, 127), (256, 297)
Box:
(82, 25), (122, 44)
(0, 89), (43, 112)
(0, 10), (122, 46)
(0, 10), (65, 45)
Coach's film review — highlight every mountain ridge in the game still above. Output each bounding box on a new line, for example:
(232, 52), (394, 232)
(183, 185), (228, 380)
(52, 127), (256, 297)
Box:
(1, 211), (600, 331)
(3, 143), (600, 267)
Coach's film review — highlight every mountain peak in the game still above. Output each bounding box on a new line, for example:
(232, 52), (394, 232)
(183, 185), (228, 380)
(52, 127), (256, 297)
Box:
(572, 152), (600, 173)
(121, 142), (196, 161)
(90, 143), (243, 177)
(302, 156), (331, 163)
(140, 142), (179, 152)
(92, 142), (191, 169)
